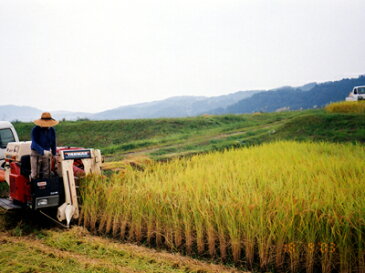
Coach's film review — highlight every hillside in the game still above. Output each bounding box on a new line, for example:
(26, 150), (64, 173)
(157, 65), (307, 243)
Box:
(13, 109), (365, 161)
(211, 75), (365, 114)
(90, 91), (259, 120)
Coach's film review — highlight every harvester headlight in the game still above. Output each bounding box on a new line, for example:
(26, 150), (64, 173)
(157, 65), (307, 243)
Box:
(37, 199), (48, 206)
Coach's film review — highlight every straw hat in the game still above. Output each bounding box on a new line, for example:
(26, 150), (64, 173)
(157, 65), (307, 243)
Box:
(34, 112), (59, 127)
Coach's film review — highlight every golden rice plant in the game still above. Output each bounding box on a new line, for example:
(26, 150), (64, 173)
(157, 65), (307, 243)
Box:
(325, 100), (365, 113)
(80, 141), (365, 272)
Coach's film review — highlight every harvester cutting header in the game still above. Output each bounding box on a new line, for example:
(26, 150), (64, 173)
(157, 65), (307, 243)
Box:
(0, 113), (102, 227)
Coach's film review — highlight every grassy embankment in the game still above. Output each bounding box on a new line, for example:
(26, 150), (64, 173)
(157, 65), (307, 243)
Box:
(80, 141), (365, 272)
(13, 109), (365, 162)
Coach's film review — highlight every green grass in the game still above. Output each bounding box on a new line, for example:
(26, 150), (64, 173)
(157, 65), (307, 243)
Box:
(14, 114), (267, 147)
(14, 109), (364, 161)
(270, 111), (365, 143)
(13, 110), (365, 161)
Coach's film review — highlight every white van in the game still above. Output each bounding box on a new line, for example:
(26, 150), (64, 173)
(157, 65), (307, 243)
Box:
(345, 86), (365, 101)
(0, 121), (19, 166)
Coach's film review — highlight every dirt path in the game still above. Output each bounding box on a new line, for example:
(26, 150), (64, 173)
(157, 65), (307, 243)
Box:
(114, 121), (282, 160)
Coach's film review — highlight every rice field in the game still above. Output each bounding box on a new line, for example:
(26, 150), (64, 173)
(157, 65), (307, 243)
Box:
(80, 141), (365, 272)
(325, 101), (365, 113)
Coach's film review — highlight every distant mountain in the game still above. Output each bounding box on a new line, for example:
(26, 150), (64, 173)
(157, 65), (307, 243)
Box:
(1, 75), (364, 121)
(52, 111), (92, 121)
(298, 82), (316, 91)
(90, 91), (259, 120)
(0, 91), (258, 121)
(0, 105), (42, 122)
(0, 106), (92, 122)
(208, 76), (365, 114)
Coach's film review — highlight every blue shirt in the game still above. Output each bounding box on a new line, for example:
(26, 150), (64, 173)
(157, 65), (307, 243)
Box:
(31, 126), (56, 156)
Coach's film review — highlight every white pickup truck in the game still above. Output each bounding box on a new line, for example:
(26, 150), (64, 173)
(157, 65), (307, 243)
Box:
(0, 121), (19, 167)
(345, 86), (365, 101)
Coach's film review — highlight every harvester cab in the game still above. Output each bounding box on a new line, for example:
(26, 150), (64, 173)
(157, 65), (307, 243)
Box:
(0, 141), (102, 227)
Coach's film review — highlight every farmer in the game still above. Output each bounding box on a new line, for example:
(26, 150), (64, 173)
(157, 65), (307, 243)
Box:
(30, 112), (59, 180)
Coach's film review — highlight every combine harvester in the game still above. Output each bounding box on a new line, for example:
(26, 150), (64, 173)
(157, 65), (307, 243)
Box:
(345, 86), (365, 101)
(0, 121), (102, 228)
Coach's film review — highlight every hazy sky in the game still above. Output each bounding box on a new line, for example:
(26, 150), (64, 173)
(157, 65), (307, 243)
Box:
(1, 0), (364, 113)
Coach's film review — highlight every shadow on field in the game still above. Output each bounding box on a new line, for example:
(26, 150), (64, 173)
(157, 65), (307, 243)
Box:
(0, 181), (61, 235)
(0, 197), (59, 236)
(0, 208), (61, 236)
